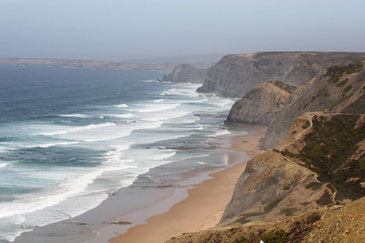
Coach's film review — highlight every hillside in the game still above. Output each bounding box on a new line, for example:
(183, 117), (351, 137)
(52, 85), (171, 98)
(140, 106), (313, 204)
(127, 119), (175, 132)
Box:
(168, 113), (365, 243)
(0, 58), (177, 71)
(262, 61), (365, 148)
(197, 52), (365, 97)
(226, 81), (297, 125)
(167, 197), (365, 243)
(161, 64), (207, 83)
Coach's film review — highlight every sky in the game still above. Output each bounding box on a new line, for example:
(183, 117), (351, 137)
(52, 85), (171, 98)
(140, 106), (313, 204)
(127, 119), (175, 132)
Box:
(1, 0), (365, 61)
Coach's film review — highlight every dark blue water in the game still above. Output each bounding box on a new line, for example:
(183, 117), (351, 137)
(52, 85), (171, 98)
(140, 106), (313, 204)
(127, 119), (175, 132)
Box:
(0, 65), (235, 242)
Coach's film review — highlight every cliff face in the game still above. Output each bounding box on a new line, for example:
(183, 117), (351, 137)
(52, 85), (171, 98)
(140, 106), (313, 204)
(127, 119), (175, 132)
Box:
(222, 112), (365, 225)
(262, 61), (365, 149)
(220, 150), (327, 225)
(197, 52), (365, 98)
(168, 53), (365, 243)
(226, 81), (296, 125)
(197, 52), (300, 97)
(168, 112), (365, 242)
(162, 64), (207, 83)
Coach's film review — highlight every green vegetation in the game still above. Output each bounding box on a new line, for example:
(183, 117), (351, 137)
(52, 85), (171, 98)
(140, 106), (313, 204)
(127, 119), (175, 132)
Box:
(316, 190), (333, 206)
(326, 63), (363, 84)
(327, 97), (346, 112)
(345, 63), (364, 74)
(359, 158), (365, 172)
(336, 78), (348, 87)
(305, 182), (322, 190)
(261, 230), (289, 243)
(235, 237), (249, 243)
(280, 149), (297, 158)
(264, 198), (283, 213)
(342, 85), (352, 96)
(302, 120), (311, 129)
(298, 115), (365, 199)
(279, 208), (299, 216)
(343, 93), (365, 113)
(300, 201), (311, 206)
(283, 174), (301, 190)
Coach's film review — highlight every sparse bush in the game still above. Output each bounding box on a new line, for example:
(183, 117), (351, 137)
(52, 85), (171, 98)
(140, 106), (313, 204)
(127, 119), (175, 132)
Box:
(264, 198), (283, 213)
(261, 230), (289, 243)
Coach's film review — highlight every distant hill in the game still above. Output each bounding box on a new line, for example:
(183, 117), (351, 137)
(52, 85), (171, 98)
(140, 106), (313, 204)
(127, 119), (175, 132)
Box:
(161, 64), (208, 83)
(0, 58), (177, 71)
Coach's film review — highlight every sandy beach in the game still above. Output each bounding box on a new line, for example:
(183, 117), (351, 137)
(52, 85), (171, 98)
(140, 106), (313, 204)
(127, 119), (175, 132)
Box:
(110, 125), (266, 243)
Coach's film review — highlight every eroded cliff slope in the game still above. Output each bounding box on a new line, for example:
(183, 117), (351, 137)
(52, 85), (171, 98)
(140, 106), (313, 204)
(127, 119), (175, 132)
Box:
(262, 61), (365, 149)
(168, 113), (365, 243)
(197, 52), (365, 97)
(226, 81), (296, 125)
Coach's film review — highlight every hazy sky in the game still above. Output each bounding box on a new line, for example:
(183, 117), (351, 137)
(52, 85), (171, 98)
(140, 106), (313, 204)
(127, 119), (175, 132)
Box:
(1, 0), (365, 60)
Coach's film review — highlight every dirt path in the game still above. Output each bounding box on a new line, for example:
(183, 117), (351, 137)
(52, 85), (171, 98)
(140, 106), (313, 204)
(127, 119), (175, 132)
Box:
(279, 112), (313, 152)
(278, 112), (338, 205)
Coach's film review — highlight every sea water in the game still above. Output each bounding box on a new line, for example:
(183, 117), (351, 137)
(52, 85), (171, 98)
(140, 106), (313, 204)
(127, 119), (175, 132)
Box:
(0, 65), (235, 242)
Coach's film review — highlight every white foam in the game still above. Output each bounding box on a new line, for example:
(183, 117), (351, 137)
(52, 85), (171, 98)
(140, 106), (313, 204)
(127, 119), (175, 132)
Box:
(160, 91), (169, 96)
(74, 121), (163, 143)
(0, 162), (8, 168)
(116, 104), (128, 108)
(40, 123), (116, 136)
(153, 99), (164, 103)
(141, 110), (190, 122)
(151, 151), (176, 161)
(102, 113), (134, 119)
(131, 103), (180, 113)
(167, 87), (200, 97)
(0, 151), (136, 220)
(58, 114), (90, 118)
(208, 129), (231, 137)
(25, 141), (79, 149)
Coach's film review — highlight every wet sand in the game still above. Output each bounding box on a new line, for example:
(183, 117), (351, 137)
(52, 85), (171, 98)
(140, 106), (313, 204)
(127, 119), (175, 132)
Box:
(110, 125), (266, 243)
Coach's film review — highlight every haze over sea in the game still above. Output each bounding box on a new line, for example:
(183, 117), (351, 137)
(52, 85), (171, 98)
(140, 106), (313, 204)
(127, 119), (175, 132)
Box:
(0, 65), (237, 242)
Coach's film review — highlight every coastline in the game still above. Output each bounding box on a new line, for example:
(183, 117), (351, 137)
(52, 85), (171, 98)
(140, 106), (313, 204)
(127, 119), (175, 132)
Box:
(110, 125), (266, 243)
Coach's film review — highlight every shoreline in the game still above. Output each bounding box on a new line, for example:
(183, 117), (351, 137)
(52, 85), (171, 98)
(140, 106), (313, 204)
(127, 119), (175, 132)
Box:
(110, 125), (266, 243)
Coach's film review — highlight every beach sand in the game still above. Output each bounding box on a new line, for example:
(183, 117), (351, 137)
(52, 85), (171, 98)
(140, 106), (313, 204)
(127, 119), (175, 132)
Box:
(109, 125), (266, 243)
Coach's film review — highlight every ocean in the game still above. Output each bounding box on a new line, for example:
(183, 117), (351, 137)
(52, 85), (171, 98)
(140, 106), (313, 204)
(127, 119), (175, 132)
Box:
(0, 65), (240, 242)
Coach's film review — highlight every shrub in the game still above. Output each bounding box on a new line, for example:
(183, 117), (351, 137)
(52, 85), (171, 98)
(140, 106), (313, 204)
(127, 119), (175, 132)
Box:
(261, 230), (289, 243)
(264, 198), (283, 213)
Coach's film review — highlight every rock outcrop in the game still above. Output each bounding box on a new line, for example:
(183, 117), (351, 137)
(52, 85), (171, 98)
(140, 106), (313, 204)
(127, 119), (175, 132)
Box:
(197, 52), (365, 97)
(167, 53), (365, 243)
(168, 113), (365, 243)
(226, 81), (297, 125)
(222, 112), (365, 225)
(161, 64), (207, 83)
(262, 61), (365, 149)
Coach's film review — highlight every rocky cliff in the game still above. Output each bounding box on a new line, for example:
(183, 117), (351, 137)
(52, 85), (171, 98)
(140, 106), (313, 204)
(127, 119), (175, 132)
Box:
(161, 64), (207, 83)
(197, 52), (365, 97)
(168, 113), (365, 243)
(226, 81), (297, 125)
(223, 112), (365, 225)
(167, 53), (365, 243)
(262, 60), (365, 149)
